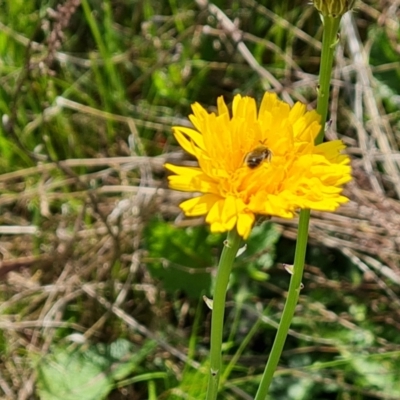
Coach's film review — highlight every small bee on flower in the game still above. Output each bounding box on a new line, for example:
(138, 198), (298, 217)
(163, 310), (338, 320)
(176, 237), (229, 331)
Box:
(244, 142), (273, 169)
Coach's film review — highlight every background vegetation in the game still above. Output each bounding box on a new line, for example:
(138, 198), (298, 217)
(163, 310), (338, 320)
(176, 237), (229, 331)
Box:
(0, 0), (400, 399)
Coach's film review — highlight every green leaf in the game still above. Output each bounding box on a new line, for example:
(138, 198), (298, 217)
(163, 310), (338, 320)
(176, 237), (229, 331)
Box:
(144, 220), (215, 299)
(35, 339), (156, 400)
(241, 222), (281, 280)
(369, 27), (400, 97)
(342, 351), (400, 396)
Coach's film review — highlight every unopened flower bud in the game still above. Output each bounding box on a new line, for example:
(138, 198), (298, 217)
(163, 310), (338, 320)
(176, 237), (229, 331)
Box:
(313, 0), (356, 18)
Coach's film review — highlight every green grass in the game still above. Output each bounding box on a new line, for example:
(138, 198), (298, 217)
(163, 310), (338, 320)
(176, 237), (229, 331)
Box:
(0, 0), (400, 399)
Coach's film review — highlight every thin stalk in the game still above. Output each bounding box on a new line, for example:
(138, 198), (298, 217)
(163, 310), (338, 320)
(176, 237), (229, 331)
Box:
(254, 14), (342, 400)
(316, 16), (342, 144)
(206, 229), (242, 400)
(254, 209), (310, 400)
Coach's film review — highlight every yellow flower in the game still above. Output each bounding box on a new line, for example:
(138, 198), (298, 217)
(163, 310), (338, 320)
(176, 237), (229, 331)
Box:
(165, 93), (351, 239)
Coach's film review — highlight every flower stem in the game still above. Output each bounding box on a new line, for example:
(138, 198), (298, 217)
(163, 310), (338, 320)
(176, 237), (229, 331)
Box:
(254, 209), (310, 400)
(254, 14), (342, 400)
(206, 229), (242, 400)
(316, 16), (341, 144)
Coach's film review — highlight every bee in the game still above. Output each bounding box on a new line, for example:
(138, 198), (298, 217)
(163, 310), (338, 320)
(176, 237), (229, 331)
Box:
(244, 144), (273, 169)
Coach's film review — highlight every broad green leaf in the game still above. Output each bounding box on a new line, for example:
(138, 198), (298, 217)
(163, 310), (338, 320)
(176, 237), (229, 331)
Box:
(35, 339), (156, 400)
(144, 220), (215, 298)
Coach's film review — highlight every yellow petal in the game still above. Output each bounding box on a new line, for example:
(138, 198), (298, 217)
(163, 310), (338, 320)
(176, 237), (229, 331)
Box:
(237, 212), (255, 239)
(173, 126), (205, 151)
(180, 194), (220, 216)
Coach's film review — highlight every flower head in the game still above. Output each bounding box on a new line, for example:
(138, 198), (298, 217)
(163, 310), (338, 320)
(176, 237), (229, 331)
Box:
(165, 93), (351, 239)
(313, 0), (356, 18)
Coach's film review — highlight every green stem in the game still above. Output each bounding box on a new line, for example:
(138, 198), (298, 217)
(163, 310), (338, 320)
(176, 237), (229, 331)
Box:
(316, 16), (341, 144)
(254, 14), (342, 400)
(206, 229), (242, 400)
(254, 209), (310, 400)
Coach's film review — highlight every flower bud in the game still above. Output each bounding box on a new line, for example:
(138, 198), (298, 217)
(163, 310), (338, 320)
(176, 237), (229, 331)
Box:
(313, 0), (356, 18)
